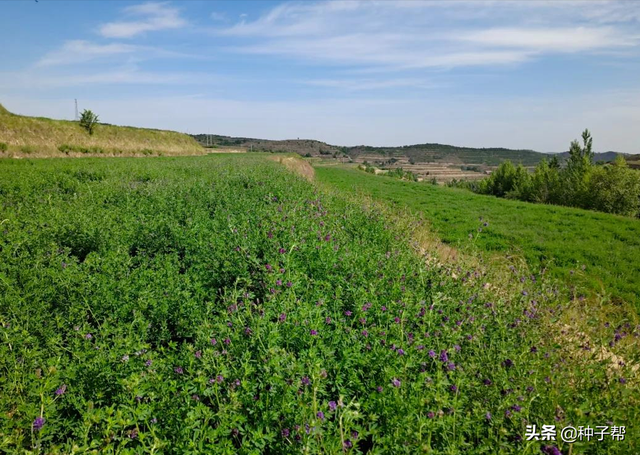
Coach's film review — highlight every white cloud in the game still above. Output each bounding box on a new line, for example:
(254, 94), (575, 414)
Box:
(36, 41), (138, 67)
(99, 2), (187, 38)
(216, 1), (640, 70)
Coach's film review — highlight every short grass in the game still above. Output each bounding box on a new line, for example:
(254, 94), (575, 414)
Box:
(1, 155), (636, 453)
(0, 103), (203, 157)
(314, 165), (640, 307)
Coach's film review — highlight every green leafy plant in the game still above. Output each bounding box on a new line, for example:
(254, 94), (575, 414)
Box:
(79, 109), (99, 135)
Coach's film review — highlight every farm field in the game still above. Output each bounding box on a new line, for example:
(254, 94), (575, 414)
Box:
(0, 154), (637, 454)
(314, 165), (640, 308)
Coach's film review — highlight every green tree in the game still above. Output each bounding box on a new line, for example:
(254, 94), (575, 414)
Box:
(530, 159), (561, 204)
(589, 156), (640, 216)
(561, 129), (594, 208)
(79, 109), (99, 135)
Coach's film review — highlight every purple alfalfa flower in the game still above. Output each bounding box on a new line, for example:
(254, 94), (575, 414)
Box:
(325, 317), (331, 324)
(324, 234), (331, 241)
(376, 386), (383, 393)
(174, 367), (184, 374)
(282, 428), (290, 438)
(344, 310), (352, 316)
(485, 412), (492, 421)
(279, 312), (287, 322)
(344, 439), (353, 449)
(392, 378), (401, 388)
(195, 350), (202, 359)
(542, 445), (562, 455)
(286, 281), (292, 288)
(224, 338), (231, 345)
(351, 430), (359, 439)
(128, 428), (138, 439)
(359, 317), (366, 325)
(121, 354), (129, 363)
(416, 345), (425, 351)
(454, 344), (461, 352)
(55, 384), (67, 396)
(427, 411), (435, 419)
(316, 411), (324, 420)
(276, 279), (283, 286)
(244, 327), (253, 336)
(150, 417), (157, 424)
(522, 290), (528, 296)
(310, 329), (318, 336)
(511, 404), (522, 412)
(397, 348), (405, 356)
(439, 350), (449, 363)
(446, 362), (456, 371)
(301, 376), (311, 386)
(210, 337), (217, 345)
(450, 384), (458, 393)
(279, 267), (285, 273)
(394, 317), (401, 324)
(381, 305), (387, 312)
(530, 345), (538, 353)
(428, 349), (437, 359)
(505, 410), (512, 418)
(328, 401), (337, 411)
(227, 322), (233, 328)
(619, 377), (627, 384)
(216, 374), (224, 384)
(278, 247), (286, 254)
(145, 359), (152, 367)
(362, 330), (369, 337)
(84, 333), (93, 340)
(265, 263), (273, 271)
(192, 394), (200, 401)
(32, 417), (45, 431)
(503, 358), (514, 368)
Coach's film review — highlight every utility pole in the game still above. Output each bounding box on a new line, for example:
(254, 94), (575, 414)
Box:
(74, 99), (78, 121)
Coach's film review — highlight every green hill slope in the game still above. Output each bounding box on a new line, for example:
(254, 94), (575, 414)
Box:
(315, 165), (640, 307)
(0, 104), (204, 157)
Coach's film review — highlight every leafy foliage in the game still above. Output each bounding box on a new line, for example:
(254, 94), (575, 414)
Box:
(474, 130), (640, 217)
(0, 156), (637, 453)
(79, 109), (99, 135)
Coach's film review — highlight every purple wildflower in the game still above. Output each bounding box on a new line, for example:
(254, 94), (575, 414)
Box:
(224, 338), (231, 345)
(301, 376), (311, 386)
(397, 348), (405, 356)
(485, 412), (492, 421)
(428, 350), (437, 358)
(427, 411), (435, 419)
(282, 428), (290, 438)
(195, 350), (202, 358)
(84, 333), (92, 340)
(439, 350), (449, 363)
(286, 281), (292, 288)
(210, 337), (217, 345)
(344, 439), (353, 449)
(446, 362), (456, 371)
(279, 313), (287, 322)
(503, 358), (514, 368)
(174, 367), (184, 374)
(344, 310), (352, 316)
(483, 378), (492, 386)
(376, 386), (383, 393)
(392, 378), (401, 388)
(317, 411), (324, 420)
(276, 279), (282, 286)
(310, 329), (318, 336)
(450, 384), (458, 392)
(279, 247), (286, 254)
(542, 446), (562, 455)
(121, 354), (129, 363)
(329, 401), (337, 411)
(145, 359), (152, 367)
(32, 417), (45, 431)
(265, 263), (272, 271)
(55, 384), (67, 396)
(128, 428), (138, 439)
(216, 375), (224, 384)
(381, 306), (387, 312)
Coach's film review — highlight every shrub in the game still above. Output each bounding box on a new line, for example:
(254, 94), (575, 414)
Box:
(20, 145), (35, 154)
(79, 109), (99, 135)
(0, 142), (7, 153)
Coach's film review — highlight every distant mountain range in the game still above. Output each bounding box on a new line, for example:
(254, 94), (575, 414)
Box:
(192, 134), (632, 167)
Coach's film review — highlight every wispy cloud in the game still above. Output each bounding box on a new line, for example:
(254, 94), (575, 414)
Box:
(216, 1), (640, 70)
(35, 41), (138, 67)
(99, 2), (187, 38)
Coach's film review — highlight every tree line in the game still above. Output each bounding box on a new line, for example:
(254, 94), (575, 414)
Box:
(455, 130), (640, 217)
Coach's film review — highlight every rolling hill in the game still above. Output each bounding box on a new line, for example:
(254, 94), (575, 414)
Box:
(0, 104), (204, 157)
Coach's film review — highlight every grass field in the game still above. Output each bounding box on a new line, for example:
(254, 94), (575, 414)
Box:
(0, 104), (203, 157)
(314, 165), (640, 308)
(0, 154), (637, 453)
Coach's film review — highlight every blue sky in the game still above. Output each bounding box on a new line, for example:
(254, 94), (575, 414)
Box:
(1, 0), (640, 153)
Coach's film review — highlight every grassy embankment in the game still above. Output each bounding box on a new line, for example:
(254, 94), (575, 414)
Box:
(314, 165), (640, 308)
(0, 103), (203, 157)
(1, 154), (636, 453)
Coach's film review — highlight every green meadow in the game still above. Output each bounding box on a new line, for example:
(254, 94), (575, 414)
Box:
(314, 165), (640, 308)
